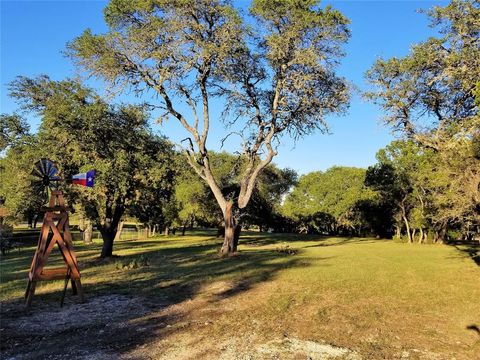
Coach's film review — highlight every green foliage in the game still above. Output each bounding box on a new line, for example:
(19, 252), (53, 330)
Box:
(6, 76), (176, 256)
(274, 242), (298, 255)
(0, 138), (45, 222)
(365, 0), (480, 241)
(283, 166), (376, 234)
(174, 151), (297, 229)
(67, 0), (350, 251)
(0, 114), (30, 152)
(115, 254), (150, 270)
(365, 0), (479, 149)
(0, 222), (14, 255)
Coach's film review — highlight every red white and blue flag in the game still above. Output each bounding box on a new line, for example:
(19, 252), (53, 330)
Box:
(72, 170), (96, 187)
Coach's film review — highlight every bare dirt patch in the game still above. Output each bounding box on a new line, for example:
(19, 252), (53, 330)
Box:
(1, 294), (168, 359)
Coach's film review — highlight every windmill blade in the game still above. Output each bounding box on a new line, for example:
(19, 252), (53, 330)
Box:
(31, 164), (44, 179)
(48, 165), (58, 177)
(30, 159), (62, 202)
(39, 159), (48, 176)
(31, 180), (46, 193)
(45, 159), (53, 176)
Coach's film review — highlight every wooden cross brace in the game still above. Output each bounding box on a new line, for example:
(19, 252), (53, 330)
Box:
(25, 191), (85, 307)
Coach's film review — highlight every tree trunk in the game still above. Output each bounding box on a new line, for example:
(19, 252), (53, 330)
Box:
(99, 204), (124, 258)
(114, 220), (124, 242)
(412, 229), (416, 243)
(395, 225), (401, 239)
(438, 226), (446, 244)
(83, 221), (93, 244)
(402, 215), (412, 243)
(418, 228), (424, 244)
(181, 221), (187, 236)
(220, 201), (238, 255)
(100, 230), (115, 258)
(164, 226), (169, 236)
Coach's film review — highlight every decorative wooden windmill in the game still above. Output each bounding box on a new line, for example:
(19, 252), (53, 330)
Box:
(25, 159), (85, 307)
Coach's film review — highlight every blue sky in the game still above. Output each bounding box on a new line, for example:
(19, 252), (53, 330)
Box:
(1, 0), (447, 174)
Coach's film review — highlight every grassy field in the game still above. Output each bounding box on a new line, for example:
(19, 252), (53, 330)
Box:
(1, 231), (479, 359)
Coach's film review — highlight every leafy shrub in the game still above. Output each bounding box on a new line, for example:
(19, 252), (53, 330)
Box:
(116, 254), (150, 270)
(274, 243), (297, 255)
(0, 224), (14, 256)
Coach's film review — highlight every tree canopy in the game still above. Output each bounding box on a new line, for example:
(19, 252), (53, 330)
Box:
(67, 0), (351, 254)
(6, 76), (176, 257)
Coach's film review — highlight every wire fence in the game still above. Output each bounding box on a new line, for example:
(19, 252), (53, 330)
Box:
(10, 227), (150, 245)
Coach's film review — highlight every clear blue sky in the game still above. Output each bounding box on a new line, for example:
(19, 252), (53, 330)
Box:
(1, 0), (447, 174)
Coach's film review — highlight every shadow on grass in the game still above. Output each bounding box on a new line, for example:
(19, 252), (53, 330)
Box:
(0, 234), (313, 358)
(303, 236), (390, 249)
(447, 240), (480, 266)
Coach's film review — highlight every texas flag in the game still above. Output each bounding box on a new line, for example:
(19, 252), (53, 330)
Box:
(72, 170), (96, 187)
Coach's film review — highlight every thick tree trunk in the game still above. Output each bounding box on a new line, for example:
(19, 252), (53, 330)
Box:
(220, 201), (239, 255)
(100, 230), (115, 258)
(99, 204), (124, 258)
(181, 222), (187, 236)
(83, 221), (93, 244)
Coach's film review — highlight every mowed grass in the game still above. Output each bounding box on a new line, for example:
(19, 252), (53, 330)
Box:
(1, 231), (479, 359)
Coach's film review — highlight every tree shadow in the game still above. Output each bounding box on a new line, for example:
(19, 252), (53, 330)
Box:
(303, 236), (390, 249)
(447, 240), (480, 266)
(0, 236), (312, 358)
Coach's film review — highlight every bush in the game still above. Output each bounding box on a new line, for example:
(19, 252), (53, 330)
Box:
(0, 223), (14, 256)
(115, 254), (150, 270)
(274, 243), (298, 255)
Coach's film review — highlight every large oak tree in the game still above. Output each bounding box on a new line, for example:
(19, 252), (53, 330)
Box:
(68, 0), (351, 254)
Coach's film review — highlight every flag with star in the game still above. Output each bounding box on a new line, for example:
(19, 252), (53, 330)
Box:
(72, 170), (96, 187)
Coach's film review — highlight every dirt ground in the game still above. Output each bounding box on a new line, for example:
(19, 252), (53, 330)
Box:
(0, 284), (364, 360)
(0, 280), (450, 360)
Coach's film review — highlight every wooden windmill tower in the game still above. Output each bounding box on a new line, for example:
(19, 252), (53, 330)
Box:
(25, 159), (85, 306)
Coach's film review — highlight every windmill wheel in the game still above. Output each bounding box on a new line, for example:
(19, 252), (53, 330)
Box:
(31, 159), (61, 202)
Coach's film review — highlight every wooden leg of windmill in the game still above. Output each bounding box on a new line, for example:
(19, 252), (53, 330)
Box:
(60, 269), (71, 307)
(71, 278), (77, 295)
(25, 280), (31, 299)
(26, 281), (37, 307)
(74, 280), (85, 303)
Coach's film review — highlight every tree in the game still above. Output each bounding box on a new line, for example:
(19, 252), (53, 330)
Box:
(283, 167), (376, 235)
(0, 135), (45, 226)
(1, 114), (30, 152)
(242, 165), (297, 232)
(174, 151), (297, 234)
(365, 0), (479, 151)
(365, 141), (433, 243)
(67, 0), (351, 255)
(8, 76), (176, 257)
(175, 170), (217, 235)
(365, 0), (480, 240)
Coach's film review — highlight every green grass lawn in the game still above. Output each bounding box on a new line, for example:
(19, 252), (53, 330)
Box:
(1, 231), (479, 359)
